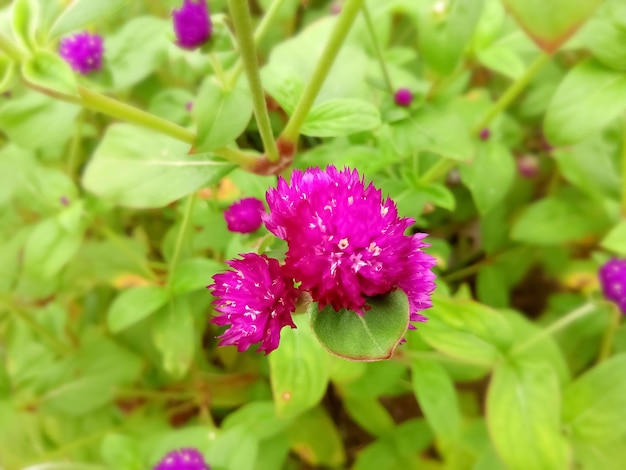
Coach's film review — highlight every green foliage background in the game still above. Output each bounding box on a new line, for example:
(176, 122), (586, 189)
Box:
(1, 0), (626, 469)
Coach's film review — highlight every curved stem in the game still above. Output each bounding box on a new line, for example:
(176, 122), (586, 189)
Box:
(512, 302), (596, 356)
(280, 0), (364, 143)
(228, 0), (279, 162)
(622, 115), (626, 217)
(362, 3), (393, 94)
(598, 304), (622, 363)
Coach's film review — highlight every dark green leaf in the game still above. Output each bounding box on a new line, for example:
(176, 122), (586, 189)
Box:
(309, 290), (409, 361)
(21, 50), (78, 96)
(152, 297), (196, 378)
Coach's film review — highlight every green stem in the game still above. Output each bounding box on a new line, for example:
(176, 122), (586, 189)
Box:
(418, 157), (453, 185)
(598, 304), (622, 363)
(66, 110), (84, 177)
(208, 52), (229, 89)
(0, 33), (24, 61)
(167, 194), (197, 289)
(0, 298), (72, 356)
(77, 86), (195, 143)
(622, 115), (626, 217)
(280, 0), (364, 143)
(229, 0), (289, 85)
(228, 0), (279, 162)
(472, 53), (550, 135)
(362, 2), (394, 94)
(512, 303), (596, 356)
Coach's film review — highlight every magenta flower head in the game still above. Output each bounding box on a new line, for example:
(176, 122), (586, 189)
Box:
(172, 0), (212, 50)
(224, 197), (265, 234)
(59, 32), (104, 75)
(208, 253), (298, 354)
(479, 128), (491, 140)
(264, 166), (436, 326)
(599, 258), (626, 314)
(154, 448), (210, 470)
(394, 88), (413, 107)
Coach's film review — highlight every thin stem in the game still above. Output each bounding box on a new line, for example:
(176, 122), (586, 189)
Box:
(208, 52), (229, 89)
(280, 0), (364, 143)
(418, 157), (453, 184)
(229, 0), (289, 85)
(597, 304), (622, 363)
(472, 53), (550, 135)
(362, 2), (393, 94)
(622, 115), (626, 217)
(66, 110), (84, 177)
(228, 0), (279, 162)
(0, 298), (72, 355)
(167, 194), (197, 289)
(217, 146), (260, 167)
(512, 303), (596, 355)
(77, 86), (195, 144)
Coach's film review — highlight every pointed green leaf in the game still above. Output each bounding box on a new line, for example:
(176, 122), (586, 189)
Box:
(545, 59), (626, 145)
(12, 0), (39, 50)
(194, 78), (253, 151)
(503, 0), (601, 53)
(309, 290), (409, 361)
(107, 286), (169, 333)
(152, 297), (195, 378)
(83, 124), (235, 208)
(287, 406), (346, 467)
(269, 315), (330, 418)
(487, 360), (569, 470)
(0, 56), (15, 94)
(601, 221), (626, 256)
(49, 0), (128, 39)
(301, 98), (381, 137)
(21, 50), (78, 97)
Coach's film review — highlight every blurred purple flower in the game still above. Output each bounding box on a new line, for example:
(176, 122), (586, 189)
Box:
(517, 154), (539, 179)
(59, 32), (104, 74)
(208, 253), (298, 354)
(154, 448), (210, 470)
(394, 88), (413, 107)
(224, 197), (265, 234)
(172, 0), (212, 50)
(479, 128), (490, 140)
(264, 166), (436, 324)
(599, 258), (626, 314)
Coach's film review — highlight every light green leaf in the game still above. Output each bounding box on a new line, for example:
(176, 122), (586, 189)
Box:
(206, 426), (259, 470)
(194, 78), (253, 151)
(221, 401), (293, 441)
(21, 50), (78, 96)
(152, 297), (196, 378)
(411, 358), (462, 441)
(580, 0), (626, 71)
(420, 296), (513, 366)
(171, 258), (224, 295)
(309, 290), (409, 361)
(601, 221), (626, 256)
(503, 0), (601, 53)
(487, 360), (569, 470)
(0, 56), (15, 94)
(82, 124), (234, 208)
(269, 315), (330, 419)
(545, 59), (626, 145)
(301, 98), (381, 137)
(107, 286), (169, 333)
(101, 434), (143, 470)
(12, 0), (39, 50)
(49, 0), (128, 39)
(343, 395), (395, 437)
(287, 406), (345, 467)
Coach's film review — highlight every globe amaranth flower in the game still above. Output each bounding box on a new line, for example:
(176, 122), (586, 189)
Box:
(394, 88), (413, 107)
(59, 32), (104, 74)
(224, 197), (265, 234)
(208, 253), (298, 354)
(599, 258), (626, 314)
(264, 166), (436, 325)
(172, 0), (212, 50)
(154, 448), (210, 470)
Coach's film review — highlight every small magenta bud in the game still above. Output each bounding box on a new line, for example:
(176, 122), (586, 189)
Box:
(185, 101), (193, 111)
(59, 32), (104, 74)
(330, 1), (342, 14)
(60, 196), (70, 206)
(154, 448), (210, 470)
(517, 154), (539, 179)
(172, 0), (212, 50)
(479, 128), (490, 141)
(224, 197), (265, 234)
(394, 88), (413, 107)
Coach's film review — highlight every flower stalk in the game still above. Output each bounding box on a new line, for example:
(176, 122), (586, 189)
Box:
(362, 2), (393, 94)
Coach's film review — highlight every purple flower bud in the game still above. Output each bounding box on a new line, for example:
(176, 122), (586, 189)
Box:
(479, 128), (490, 141)
(599, 258), (626, 314)
(185, 101), (194, 111)
(60, 196), (70, 206)
(224, 197), (265, 234)
(394, 88), (413, 107)
(59, 32), (104, 75)
(172, 0), (212, 50)
(154, 448), (210, 470)
(330, 1), (342, 14)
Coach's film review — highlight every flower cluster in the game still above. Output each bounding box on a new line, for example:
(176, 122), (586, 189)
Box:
(209, 166), (436, 353)
(154, 448), (210, 470)
(59, 32), (104, 75)
(172, 0), (212, 50)
(224, 197), (265, 234)
(599, 258), (626, 314)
